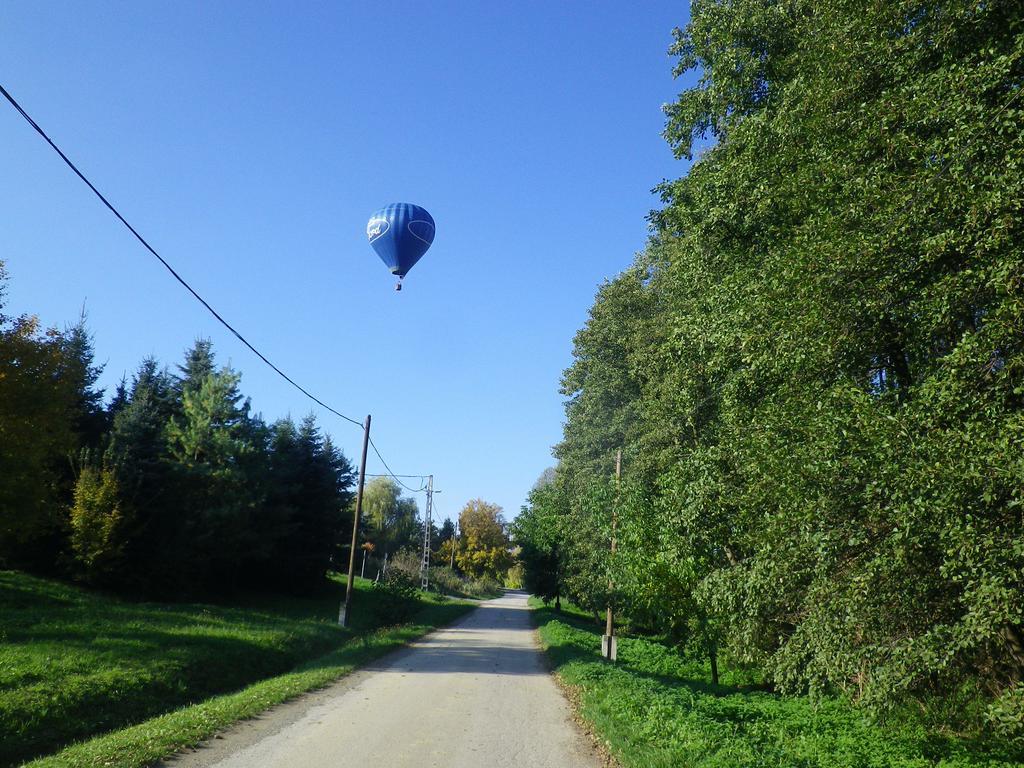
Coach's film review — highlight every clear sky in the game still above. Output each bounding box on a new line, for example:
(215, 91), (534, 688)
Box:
(1, 1), (696, 524)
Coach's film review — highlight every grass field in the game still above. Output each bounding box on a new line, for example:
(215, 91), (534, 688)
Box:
(0, 570), (472, 768)
(530, 598), (1024, 768)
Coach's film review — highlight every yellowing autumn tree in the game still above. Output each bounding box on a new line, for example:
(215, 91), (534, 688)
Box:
(455, 499), (513, 579)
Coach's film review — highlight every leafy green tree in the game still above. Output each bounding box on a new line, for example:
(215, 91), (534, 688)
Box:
(361, 477), (420, 558)
(0, 313), (76, 569)
(649, 0), (1024, 720)
(544, 0), (1024, 735)
(0, 264), (92, 570)
(512, 476), (565, 609)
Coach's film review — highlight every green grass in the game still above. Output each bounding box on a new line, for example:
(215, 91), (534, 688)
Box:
(529, 598), (1024, 768)
(0, 570), (474, 768)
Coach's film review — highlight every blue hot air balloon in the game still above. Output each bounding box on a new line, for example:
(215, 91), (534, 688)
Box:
(366, 203), (435, 291)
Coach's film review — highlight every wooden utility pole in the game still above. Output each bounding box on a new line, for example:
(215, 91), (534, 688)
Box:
(602, 449), (621, 661)
(339, 414), (372, 627)
(449, 521), (457, 569)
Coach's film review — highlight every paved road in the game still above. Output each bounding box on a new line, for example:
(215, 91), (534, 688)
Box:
(165, 590), (600, 768)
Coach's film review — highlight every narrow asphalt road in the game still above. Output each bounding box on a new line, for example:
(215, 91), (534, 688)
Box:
(164, 590), (601, 768)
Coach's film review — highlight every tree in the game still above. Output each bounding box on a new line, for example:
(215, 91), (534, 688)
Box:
(159, 343), (264, 593)
(0, 312), (76, 569)
(100, 357), (178, 591)
(361, 477), (420, 557)
(0, 262), (90, 570)
(59, 317), (107, 449)
(261, 415), (355, 590)
(456, 499), (513, 579)
(437, 518), (456, 546)
(68, 456), (130, 586)
(544, 0), (1024, 733)
(512, 476), (565, 609)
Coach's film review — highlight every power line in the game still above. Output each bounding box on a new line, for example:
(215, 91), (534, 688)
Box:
(364, 473), (431, 479)
(0, 82), (428, 493)
(368, 437), (429, 492)
(364, 472), (431, 493)
(0, 82), (365, 430)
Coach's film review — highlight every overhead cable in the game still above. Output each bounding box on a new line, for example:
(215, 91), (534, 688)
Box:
(0, 82), (431, 493)
(0, 82), (366, 430)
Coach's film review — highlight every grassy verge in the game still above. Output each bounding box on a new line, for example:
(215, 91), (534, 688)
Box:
(1, 570), (474, 768)
(529, 598), (1023, 768)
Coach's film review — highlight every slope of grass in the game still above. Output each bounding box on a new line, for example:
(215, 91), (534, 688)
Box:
(0, 570), (472, 767)
(530, 598), (1024, 768)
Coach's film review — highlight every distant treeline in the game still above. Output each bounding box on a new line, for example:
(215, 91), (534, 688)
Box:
(0, 267), (355, 596)
(515, 0), (1023, 740)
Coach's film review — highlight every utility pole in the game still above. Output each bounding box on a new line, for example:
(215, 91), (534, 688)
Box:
(449, 521), (457, 570)
(602, 449), (621, 661)
(420, 475), (434, 590)
(339, 414), (371, 627)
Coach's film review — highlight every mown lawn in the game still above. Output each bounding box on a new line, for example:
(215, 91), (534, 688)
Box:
(0, 570), (470, 767)
(530, 598), (1024, 768)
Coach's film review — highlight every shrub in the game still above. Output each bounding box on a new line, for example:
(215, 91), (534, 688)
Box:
(385, 549), (422, 583)
(69, 462), (130, 585)
(369, 568), (419, 625)
(504, 563), (525, 589)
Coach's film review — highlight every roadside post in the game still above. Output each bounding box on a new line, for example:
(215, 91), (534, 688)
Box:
(339, 414), (372, 627)
(602, 449), (621, 661)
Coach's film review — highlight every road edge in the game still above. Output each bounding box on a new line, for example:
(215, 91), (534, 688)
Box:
(526, 597), (623, 768)
(22, 602), (477, 768)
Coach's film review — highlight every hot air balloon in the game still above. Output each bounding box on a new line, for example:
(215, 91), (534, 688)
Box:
(366, 203), (435, 291)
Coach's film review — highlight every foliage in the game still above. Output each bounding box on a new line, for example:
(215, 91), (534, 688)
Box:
(67, 458), (129, 585)
(455, 498), (514, 579)
(427, 565), (502, 600)
(511, 475), (564, 605)
(517, 0), (1024, 738)
(504, 562), (524, 589)
(0, 270), (94, 571)
(260, 416), (355, 592)
(531, 598), (1024, 768)
(383, 548), (422, 582)
(0, 271), (357, 598)
(437, 517), (456, 546)
(369, 567), (420, 625)
(434, 537), (458, 569)
(466, 574), (504, 598)
(361, 476), (421, 557)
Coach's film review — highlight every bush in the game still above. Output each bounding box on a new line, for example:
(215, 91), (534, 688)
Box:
(428, 566), (464, 597)
(504, 563), (524, 589)
(988, 683), (1024, 744)
(385, 549), (422, 583)
(69, 462), (130, 586)
(369, 568), (419, 625)
(426, 566), (502, 599)
(467, 575), (503, 598)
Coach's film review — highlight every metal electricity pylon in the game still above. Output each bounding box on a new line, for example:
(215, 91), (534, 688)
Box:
(420, 475), (435, 590)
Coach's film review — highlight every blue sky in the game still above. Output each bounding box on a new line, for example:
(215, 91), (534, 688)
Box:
(1, 1), (696, 524)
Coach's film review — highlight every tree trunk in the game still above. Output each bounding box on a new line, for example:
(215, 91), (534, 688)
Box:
(709, 642), (720, 686)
